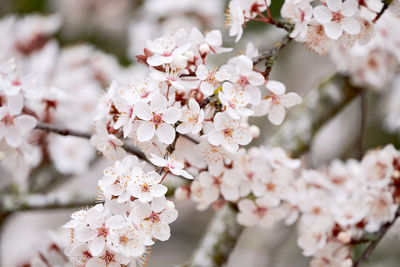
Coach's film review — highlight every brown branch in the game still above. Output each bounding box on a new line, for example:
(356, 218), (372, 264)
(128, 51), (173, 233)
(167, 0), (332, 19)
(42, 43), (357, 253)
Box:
(373, 0), (392, 23)
(353, 205), (400, 267)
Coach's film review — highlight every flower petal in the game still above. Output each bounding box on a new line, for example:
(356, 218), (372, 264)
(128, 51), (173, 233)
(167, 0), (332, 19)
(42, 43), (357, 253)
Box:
(156, 123), (175, 144)
(137, 121), (155, 142)
(268, 104), (286, 125)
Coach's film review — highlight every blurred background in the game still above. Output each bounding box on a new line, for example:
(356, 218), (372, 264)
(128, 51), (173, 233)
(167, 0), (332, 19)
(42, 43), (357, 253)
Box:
(0, 0), (400, 266)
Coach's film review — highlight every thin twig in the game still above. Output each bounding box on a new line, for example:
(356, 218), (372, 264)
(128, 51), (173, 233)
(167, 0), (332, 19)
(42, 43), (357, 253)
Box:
(353, 206), (400, 267)
(356, 92), (367, 159)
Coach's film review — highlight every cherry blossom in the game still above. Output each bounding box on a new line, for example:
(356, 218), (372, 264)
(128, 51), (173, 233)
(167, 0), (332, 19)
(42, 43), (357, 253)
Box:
(135, 94), (181, 144)
(207, 111), (252, 152)
(128, 167), (167, 203)
(150, 153), (194, 179)
(176, 98), (204, 134)
(219, 82), (253, 119)
(313, 0), (361, 40)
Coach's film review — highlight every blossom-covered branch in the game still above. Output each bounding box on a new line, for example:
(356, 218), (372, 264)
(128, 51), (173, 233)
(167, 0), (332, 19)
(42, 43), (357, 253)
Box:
(177, 73), (363, 267)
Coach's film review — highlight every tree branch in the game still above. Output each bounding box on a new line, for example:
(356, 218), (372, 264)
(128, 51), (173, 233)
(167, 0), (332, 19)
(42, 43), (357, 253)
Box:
(177, 73), (363, 267)
(353, 205), (400, 267)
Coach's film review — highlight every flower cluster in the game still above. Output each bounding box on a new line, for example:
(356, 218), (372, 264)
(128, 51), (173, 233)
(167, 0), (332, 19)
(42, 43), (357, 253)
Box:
(63, 155), (178, 266)
(91, 26), (301, 162)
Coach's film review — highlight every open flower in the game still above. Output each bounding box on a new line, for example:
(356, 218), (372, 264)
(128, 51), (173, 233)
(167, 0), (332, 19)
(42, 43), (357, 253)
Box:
(219, 82), (253, 119)
(195, 64), (228, 96)
(150, 153), (193, 179)
(128, 167), (167, 203)
(177, 98), (204, 134)
(135, 94), (181, 144)
(226, 0), (245, 42)
(313, 0), (360, 40)
(207, 111), (252, 152)
(253, 80), (301, 125)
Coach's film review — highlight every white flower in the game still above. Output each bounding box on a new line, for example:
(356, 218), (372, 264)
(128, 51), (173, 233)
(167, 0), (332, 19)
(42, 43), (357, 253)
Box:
(223, 55), (264, 88)
(219, 82), (253, 119)
(99, 156), (142, 202)
(195, 64), (228, 96)
(85, 248), (132, 267)
(253, 80), (301, 125)
(199, 170), (241, 202)
(128, 167), (167, 203)
(129, 197), (178, 241)
(146, 30), (190, 66)
(0, 93), (36, 147)
(226, 0), (245, 42)
(281, 0), (313, 39)
(237, 196), (286, 228)
(190, 28), (232, 56)
(207, 111), (252, 152)
(313, 0), (361, 40)
(150, 153), (194, 179)
(310, 241), (352, 267)
(135, 94), (181, 144)
(90, 120), (126, 160)
(107, 222), (153, 257)
(176, 98), (204, 134)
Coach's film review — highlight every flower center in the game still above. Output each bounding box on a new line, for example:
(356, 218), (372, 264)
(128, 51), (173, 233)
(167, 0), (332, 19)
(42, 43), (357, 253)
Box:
(119, 235), (130, 245)
(152, 113), (163, 125)
(97, 225), (108, 238)
(2, 114), (14, 126)
(332, 12), (343, 22)
(101, 250), (115, 264)
(223, 128), (233, 137)
(238, 76), (249, 87)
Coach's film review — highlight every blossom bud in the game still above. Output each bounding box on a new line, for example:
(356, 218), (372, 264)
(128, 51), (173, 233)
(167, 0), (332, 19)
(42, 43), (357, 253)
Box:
(174, 185), (190, 201)
(250, 125), (260, 138)
(184, 51), (195, 62)
(173, 55), (188, 69)
(337, 231), (351, 243)
(199, 43), (211, 56)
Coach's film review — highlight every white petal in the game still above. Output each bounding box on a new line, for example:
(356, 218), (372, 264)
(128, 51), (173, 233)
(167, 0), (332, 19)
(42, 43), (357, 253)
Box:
(89, 237), (105, 256)
(268, 104), (286, 125)
(327, 0), (342, 12)
(150, 94), (168, 113)
(137, 121), (155, 142)
(237, 212), (257, 227)
(149, 154), (168, 167)
(156, 123), (175, 144)
(151, 196), (166, 213)
(105, 215), (125, 229)
(200, 82), (215, 96)
(247, 72), (265, 86)
(151, 184), (168, 197)
(266, 80), (286, 95)
(341, 0), (358, 17)
(324, 22), (343, 40)
(7, 94), (23, 116)
(207, 130), (224, 146)
(236, 55), (253, 74)
(5, 126), (22, 147)
(196, 64), (209, 80)
(163, 107), (181, 124)
(15, 115), (37, 133)
(280, 92), (302, 107)
(205, 30), (222, 47)
(76, 227), (96, 242)
(341, 17), (360, 35)
(135, 102), (152, 121)
(313, 6), (333, 24)
(160, 208), (178, 224)
(233, 128), (252, 145)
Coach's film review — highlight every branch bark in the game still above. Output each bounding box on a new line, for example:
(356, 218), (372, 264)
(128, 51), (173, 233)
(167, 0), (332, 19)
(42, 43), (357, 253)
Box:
(177, 74), (363, 267)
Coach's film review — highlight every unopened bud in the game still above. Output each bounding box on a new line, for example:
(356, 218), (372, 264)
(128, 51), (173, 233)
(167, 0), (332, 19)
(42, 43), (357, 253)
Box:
(250, 125), (260, 138)
(338, 231), (351, 243)
(173, 55), (188, 69)
(184, 51), (195, 62)
(199, 43), (211, 56)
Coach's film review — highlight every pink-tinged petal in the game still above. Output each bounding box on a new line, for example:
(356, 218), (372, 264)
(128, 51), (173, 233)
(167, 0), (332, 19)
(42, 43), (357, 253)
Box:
(205, 30), (223, 47)
(156, 123), (175, 144)
(237, 212), (257, 227)
(207, 130), (224, 146)
(105, 215), (125, 229)
(196, 64), (209, 80)
(220, 185), (240, 201)
(151, 196), (167, 213)
(89, 237), (105, 256)
(137, 121), (155, 142)
(324, 22), (343, 40)
(135, 102), (152, 121)
(163, 107), (181, 124)
(199, 172), (214, 187)
(15, 115), (37, 133)
(176, 123), (191, 134)
(313, 6), (333, 24)
(268, 104), (286, 125)
(341, 17), (360, 35)
(233, 128), (252, 146)
(341, 0), (358, 17)
(327, 0), (342, 12)
(147, 54), (170, 66)
(151, 184), (168, 197)
(76, 227), (97, 242)
(5, 126), (21, 147)
(236, 55), (253, 74)
(238, 199), (257, 212)
(280, 92), (302, 107)
(149, 153), (168, 167)
(248, 72), (265, 86)
(160, 207), (178, 224)
(150, 94), (168, 113)
(266, 80), (286, 95)
(7, 93), (23, 116)
(179, 169), (194, 179)
(200, 82), (215, 96)
(0, 107), (7, 120)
